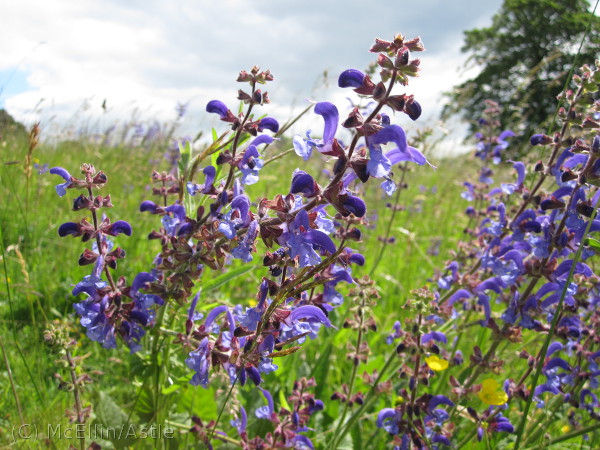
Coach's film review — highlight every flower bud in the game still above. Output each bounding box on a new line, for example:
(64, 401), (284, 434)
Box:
(338, 69), (365, 88)
(395, 47), (409, 67)
(592, 135), (600, 153)
(530, 134), (552, 146)
(404, 99), (422, 121)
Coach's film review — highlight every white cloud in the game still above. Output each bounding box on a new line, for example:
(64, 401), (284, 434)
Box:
(1, 0), (502, 155)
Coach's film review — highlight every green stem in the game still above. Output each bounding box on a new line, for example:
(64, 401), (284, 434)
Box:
(66, 349), (86, 450)
(151, 304), (168, 427)
(0, 334), (24, 425)
(207, 368), (240, 445)
(329, 296), (367, 448)
(335, 349), (397, 445)
(547, 424), (598, 446)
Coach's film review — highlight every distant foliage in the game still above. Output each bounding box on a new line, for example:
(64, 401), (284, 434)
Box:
(443, 0), (600, 155)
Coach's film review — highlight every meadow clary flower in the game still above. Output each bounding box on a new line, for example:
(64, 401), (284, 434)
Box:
(256, 388), (275, 420)
(186, 337), (211, 387)
(376, 408), (401, 434)
(284, 209), (337, 267)
(231, 220), (259, 262)
(187, 166), (216, 196)
(280, 305), (334, 343)
(72, 256), (115, 349)
(342, 125), (432, 195)
(290, 170), (318, 197)
(162, 203), (187, 236)
(238, 135), (273, 185)
(231, 406), (247, 436)
(365, 124), (431, 178)
(293, 102), (339, 161)
(49, 167), (73, 197)
(218, 194), (252, 239)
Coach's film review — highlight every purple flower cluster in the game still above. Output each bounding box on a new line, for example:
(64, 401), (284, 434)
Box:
(374, 63), (600, 447)
(50, 164), (163, 352)
(48, 33), (600, 448)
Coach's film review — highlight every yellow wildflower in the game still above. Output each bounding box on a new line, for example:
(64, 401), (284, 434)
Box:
(425, 355), (449, 372)
(478, 379), (508, 406)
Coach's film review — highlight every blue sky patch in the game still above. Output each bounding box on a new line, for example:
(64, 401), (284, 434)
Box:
(0, 68), (31, 108)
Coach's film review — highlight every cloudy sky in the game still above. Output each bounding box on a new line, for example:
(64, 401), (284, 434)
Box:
(0, 0), (503, 154)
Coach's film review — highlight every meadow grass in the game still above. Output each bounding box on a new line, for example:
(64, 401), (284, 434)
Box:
(1, 125), (567, 449)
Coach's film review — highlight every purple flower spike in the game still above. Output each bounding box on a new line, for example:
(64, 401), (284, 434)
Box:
(290, 436), (314, 449)
(140, 200), (159, 213)
(314, 102), (339, 144)
(530, 134), (552, 146)
(428, 395), (454, 410)
(422, 331), (447, 345)
(304, 229), (337, 254)
(256, 388), (275, 420)
(106, 220), (132, 236)
(232, 407), (247, 435)
(246, 366), (262, 386)
(187, 291), (204, 323)
(290, 170), (317, 197)
(205, 305), (229, 332)
(447, 289), (472, 305)
(58, 222), (81, 237)
(349, 253), (365, 266)
(376, 408), (400, 434)
(202, 166), (216, 191)
(371, 125), (433, 168)
(338, 69), (365, 88)
(405, 100), (422, 121)
(543, 357), (571, 373)
(49, 167), (72, 197)
(512, 161), (526, 188)
(547, 341), (563, 356)
(494, 420), (515, 434)
(206, 100), (229, 118)
(250, 134), (274, 148)
(131, 272), (155, 294)
(186, 337), (210, 388)
(290, 305), (333, 328)
(258, 117), (279, 133)
(342, 195), (366, 217)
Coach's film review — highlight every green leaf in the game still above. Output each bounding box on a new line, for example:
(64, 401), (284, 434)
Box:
(93, 391), (139, 448)
(178, 385), (218, 419)
(135, 386), (155, 421)
(161, 383), (181, 395)
(178, 139), (193, 176)
(203, 265), (257, 293)
(310, 344), (332, 400)
(584, 237), (600, 250)
(211, 127), (218, 142)
(350, 423), (364, 449)
(278, 389), (291, 411)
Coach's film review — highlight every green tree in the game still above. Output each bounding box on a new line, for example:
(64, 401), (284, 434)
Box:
(443, 0), (600, 154)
